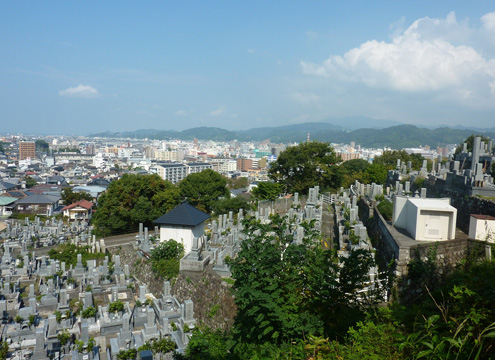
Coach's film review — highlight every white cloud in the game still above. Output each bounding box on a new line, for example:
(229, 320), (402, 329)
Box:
(174, 110), (188, 116)
(292, 92), (320, 104)
(247, 49), (255, 54)
(59, 84), (99, 98)
(301, 12), (495, 107)
(210, 106), (226, 116)
(306, 31), (319, 41)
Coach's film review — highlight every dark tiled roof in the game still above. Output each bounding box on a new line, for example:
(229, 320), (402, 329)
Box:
(17, 194), (60, 205)
(154, 202), (210, 227)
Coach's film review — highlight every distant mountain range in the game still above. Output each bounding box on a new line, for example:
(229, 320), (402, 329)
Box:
(90, 118), (495, 149)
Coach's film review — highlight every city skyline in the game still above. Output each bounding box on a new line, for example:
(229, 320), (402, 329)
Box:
(1, 1), (494, 135)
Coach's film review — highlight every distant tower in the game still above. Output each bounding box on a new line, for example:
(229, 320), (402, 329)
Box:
(307, 133), (310, 142)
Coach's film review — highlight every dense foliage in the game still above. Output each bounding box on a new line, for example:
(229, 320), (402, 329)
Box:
(211, 197), (251, 216)
(93, 174), (180, 236)
(48, 244), (106, 267)
(150, 240), (185, 279)
(61, 187), (93, 204)
(341, 159), (388, 188)
(179, 169), (229, 212)
(35, 139), (49, 152)
(268, 141), (342, 194)
(455, 134), (491, 154)
(251, 181), (283, 201)
(377, 199), (393, 220)
(373, 150), (425, 171)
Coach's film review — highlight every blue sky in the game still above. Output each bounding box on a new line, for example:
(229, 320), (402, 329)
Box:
(1, 1), (494, 135)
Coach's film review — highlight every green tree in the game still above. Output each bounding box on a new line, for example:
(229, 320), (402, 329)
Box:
(108, 300), (125, 314)
(35, 139), (49, 152)
(211, 196), (251, 215)
(28, 314), (36, 327)
(455, 134), (491, 154)
(376, 199), (393, 220)
(365, 163), (388, 184)
(268, 141), (342, 194)
(57, 330), (71, 347)
(341, 159), (370, 174)
(251, 182), (283, 201)
(229, 215), (381, 345)
(81, 306), (97, 319)
(93, 174), (180, 236)
(150, 240), (185, 279)
(373, 150), (424, 171)
(61, 187), (93, 204)
(24, 176), (37, 188)
(179, 169), (229, 212)
(226, 176), (248, 189)
(15, 315), (24, 324)
(0, 341), (8, 360)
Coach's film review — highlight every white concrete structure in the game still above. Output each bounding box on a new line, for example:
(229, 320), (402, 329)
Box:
(468, 215), (495, 242)
(154, 203), (210, 255)
(392, 196), (457, 241)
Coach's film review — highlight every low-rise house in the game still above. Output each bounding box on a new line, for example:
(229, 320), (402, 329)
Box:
(62, 199), (94, 221)
(0, 196), (17, 218)
(16, 194), (61, 216)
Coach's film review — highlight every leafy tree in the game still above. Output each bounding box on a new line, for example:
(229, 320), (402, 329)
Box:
(211, 196), (251, 215)
(24, 176), (37, 188)
(341, 159), (370, 174)
(108, 300), (125, 313)
(81, 306), (97, 319)
(54, 310), (62, 323)
(366, 163), (388, 184)
(374, 150), (424, 171)
(229, 215), (381, 345)
(57, 330), (71, 347)
(268, 141), (342, 194)
(226, 176), (248, 189)
(180, 169), (229, 212)
(150, 240), (185, 279)
(455, 134), (491, 154)
(251, 182), (283, 201)
(116, 349), (137, 360)
(35, 139), (49, 152)
(152, 337), (176, 355)
(93, 174), (180, 236)
(61, 187), (93, 204)
(28, 314), (36, 327)
(0, 341), (8, 360)
(185, 327), (232, 359)
(15, 315), (24, 323)
(376, 199), (393, 220)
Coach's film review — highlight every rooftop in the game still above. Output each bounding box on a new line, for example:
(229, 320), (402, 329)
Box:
(154, 202), (210, 227)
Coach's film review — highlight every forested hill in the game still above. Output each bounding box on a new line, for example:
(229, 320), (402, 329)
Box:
(90, 123), (495, 149)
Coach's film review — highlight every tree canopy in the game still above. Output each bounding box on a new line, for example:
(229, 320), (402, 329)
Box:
(211, 196), (251, 216)
(179, 169), (229, 212)
(373, 150), (424, 171)
(93, 174), (180, 236)
(150, 240), (185, 279)
(61, 187), (93, 204)
(35, 140), (49, 152)
(268, 141), (342, 194)
(455, 134), (491, 154)
(251, 182), (283, 201)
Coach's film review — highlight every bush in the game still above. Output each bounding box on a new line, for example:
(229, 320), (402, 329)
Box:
(377, 200), (393, 221)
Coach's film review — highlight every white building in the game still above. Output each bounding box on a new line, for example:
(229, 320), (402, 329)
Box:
(468, 214), (495, 242)
(151, 163), (188, 184)
(154, 202), (211, 255)
(392, 196), (457, 241)
(187, 162), (213, 175)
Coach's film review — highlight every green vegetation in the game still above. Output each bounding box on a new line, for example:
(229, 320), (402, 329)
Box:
(269, 141), (342, 194)
(15, 315), (24, 323)
(226, 176), (248, 189)
(35, 139), (49, 152)
(108, 300), (125, 313)
(341, 159), (388, 188)
(150, 240), (185, 279)
(48, 244), (105, 267)
(138, 338), (176, 355)
(93, 174), (180, 236)
(377, 199), (393, 221)
(373, 150), (425, 170)
(211, 196), (251, 216)
(180, 169), (230, 212)
(57, 330), (71, 347)
(251, 181), (283, 201)
(24, 176), (37, 188)
(455, 134), (491, 154)
(0, 341), (8, 360)
(81, 306), (97, 319)
(61, 187), (93, 204)
(116, 349), (137, 360)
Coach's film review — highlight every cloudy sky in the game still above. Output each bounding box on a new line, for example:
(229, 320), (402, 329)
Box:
(1, 1), (494, 135)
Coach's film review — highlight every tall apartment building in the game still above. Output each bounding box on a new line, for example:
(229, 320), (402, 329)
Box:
(237, 158), (253, 171)
(19, 141), (36, 160)
(187, 162), (212, 175)
(151, 163), (188, 184)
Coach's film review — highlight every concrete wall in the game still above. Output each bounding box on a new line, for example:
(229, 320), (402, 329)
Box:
(160, 223), (205, 255)
(469, 216), (495, 242)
